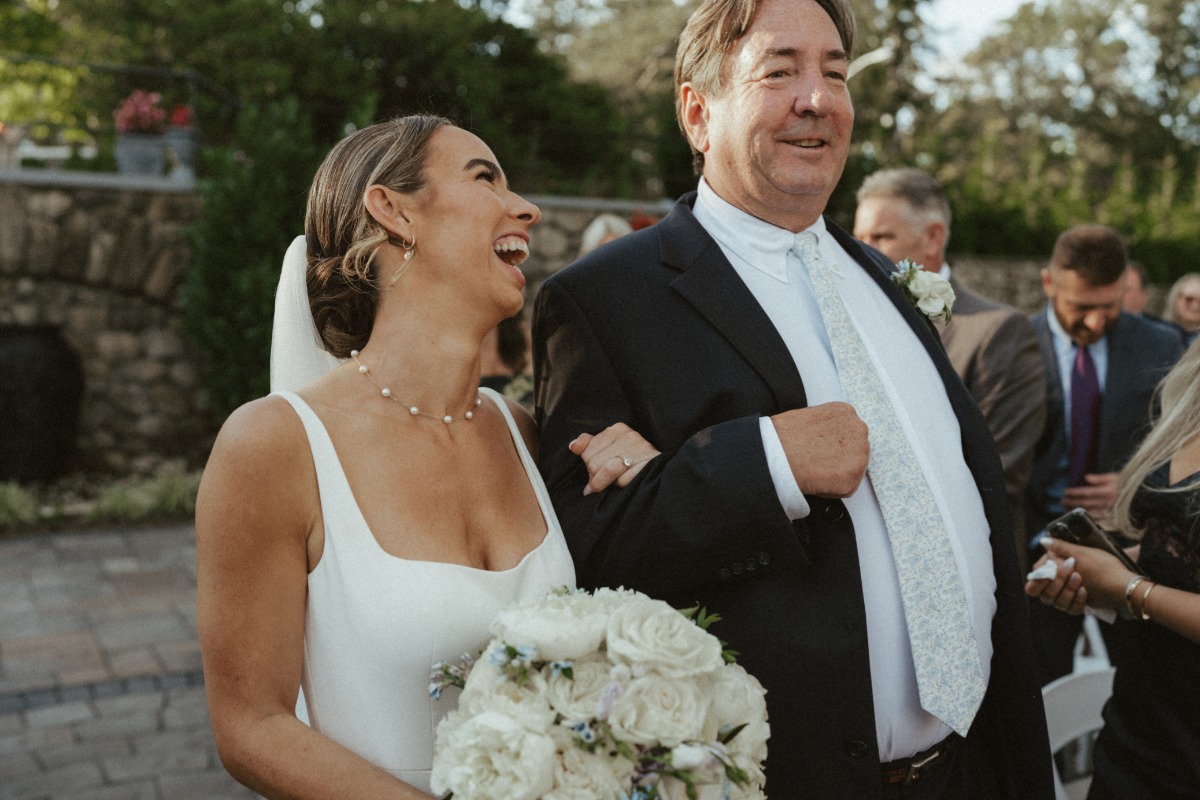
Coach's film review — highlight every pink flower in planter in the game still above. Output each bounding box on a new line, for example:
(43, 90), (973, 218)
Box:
(113, 90), (167, 134)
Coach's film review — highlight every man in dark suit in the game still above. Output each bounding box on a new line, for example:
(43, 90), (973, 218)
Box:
(534, 0), (1054, 797)
(854, 167), (1047, 573)
(1026, 224), (1184, 682)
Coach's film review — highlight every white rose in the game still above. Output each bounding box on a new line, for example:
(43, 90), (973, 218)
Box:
(606, 597), (725, 679)
(608, 673), (709, 746)
(705, 664), (769, 772)
(907, 270), (956, 320)
(542, 656), (615, 723)
(543, 731), (633, 800)
(493, 590), (609, 661)
(458, 656), (555, 732)
(431, 710), (557, 800)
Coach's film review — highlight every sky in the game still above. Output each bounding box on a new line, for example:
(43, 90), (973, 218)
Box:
(926, 0), (1028, 58)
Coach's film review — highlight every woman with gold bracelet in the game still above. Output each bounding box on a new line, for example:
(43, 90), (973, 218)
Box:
(1026, 338), (1200, 799)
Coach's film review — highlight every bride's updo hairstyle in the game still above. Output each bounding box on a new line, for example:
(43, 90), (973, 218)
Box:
(305, 114), (451, 357)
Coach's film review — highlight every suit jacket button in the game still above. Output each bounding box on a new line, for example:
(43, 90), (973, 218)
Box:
(845, 740), (869, 758)
(731, 563), (744, 576)
(718, 568), (732, 581)
(743, 557), (757, 572)
(825, 504), (845, 522)
(757, 552), (771, 566)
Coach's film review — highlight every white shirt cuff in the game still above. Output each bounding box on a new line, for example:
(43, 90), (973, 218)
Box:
(759, 416), (810, 520)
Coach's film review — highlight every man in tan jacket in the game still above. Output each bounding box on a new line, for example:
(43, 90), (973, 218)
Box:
(855, 168), (1047, 571)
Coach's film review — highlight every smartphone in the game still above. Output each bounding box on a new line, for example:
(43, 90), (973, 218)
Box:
(1044, 507), (1143, 575)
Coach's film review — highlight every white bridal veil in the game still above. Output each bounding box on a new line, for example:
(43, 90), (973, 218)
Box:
(269, 235), (344, 392)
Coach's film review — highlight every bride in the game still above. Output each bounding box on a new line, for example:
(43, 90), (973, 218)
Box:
(195, 116), (656, 799)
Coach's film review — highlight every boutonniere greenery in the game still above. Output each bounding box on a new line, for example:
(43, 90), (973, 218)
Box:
(892, 259), (955, 325)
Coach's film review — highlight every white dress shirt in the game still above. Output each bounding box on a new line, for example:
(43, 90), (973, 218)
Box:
(693, 179), (996, 760)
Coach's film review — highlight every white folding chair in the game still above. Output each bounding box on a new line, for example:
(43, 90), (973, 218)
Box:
(1041, 667), (1116, 800)
(1072, 614), (1112, 673)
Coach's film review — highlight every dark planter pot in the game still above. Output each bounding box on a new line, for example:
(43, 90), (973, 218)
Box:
(114, 132), (166, 176)
(0, 325), (85, 484)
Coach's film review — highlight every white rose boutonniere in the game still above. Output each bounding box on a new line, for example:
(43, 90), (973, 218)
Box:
(892, 259), (955, 324)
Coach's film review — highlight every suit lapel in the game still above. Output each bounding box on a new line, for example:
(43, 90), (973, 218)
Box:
(658, 196), (809, 411)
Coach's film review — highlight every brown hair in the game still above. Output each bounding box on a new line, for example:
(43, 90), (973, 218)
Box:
(305, 114), (451, 357)
(674, 0), (856, 174)
(1048, 224), (1127, 287)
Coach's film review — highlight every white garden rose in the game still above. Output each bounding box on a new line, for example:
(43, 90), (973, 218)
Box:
(608, 673), (709, 746)
(606, 597), (724, 679)
(430, 710), (557, 800)
(458, 657), (555, 732)
(705, 664), (769, 773)
(543, 728), (634, 800)
(542, 656), (615, 723)
(493, 590), (609, 661)
(906, 269), (955, 322)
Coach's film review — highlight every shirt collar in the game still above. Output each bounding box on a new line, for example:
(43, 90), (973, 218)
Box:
(694, 177), (825, 283)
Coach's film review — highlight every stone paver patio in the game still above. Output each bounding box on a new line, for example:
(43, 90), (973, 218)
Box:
(0, 523), (255, 799)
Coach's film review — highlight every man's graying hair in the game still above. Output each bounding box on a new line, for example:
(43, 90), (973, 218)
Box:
(674, 0), (857, 174)
(857, 167), (952, 244)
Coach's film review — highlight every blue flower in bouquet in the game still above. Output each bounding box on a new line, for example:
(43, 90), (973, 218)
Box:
(429, 587), (769, 800)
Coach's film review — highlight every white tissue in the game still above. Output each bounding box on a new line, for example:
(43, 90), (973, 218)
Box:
(1026, 560), (1059, 581)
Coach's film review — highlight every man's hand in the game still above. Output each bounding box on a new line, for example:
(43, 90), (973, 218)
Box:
(771, 402), (869, 498)
(1063, 472), (1119, 523)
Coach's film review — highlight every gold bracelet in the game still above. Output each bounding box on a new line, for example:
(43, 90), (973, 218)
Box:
(1138, 582), (1157, 621)
(1124, 575), (1147, 619)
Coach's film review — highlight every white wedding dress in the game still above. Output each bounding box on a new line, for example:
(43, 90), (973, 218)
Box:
(276, 388), (575, 794)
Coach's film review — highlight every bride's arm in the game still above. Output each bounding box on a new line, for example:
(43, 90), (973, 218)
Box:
(195, 396), (435, 800)
(506, 397), (659, 494)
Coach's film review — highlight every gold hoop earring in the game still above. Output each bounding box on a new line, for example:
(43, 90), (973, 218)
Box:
(387, 234), (416, 286)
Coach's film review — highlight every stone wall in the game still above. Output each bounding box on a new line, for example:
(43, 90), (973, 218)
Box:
(0, 169), (206, 477)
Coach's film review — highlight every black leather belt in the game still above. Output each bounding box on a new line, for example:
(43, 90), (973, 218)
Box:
(880, 733), (962, 786)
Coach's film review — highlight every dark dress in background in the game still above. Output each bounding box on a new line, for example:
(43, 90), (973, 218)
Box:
(1089, 463), (1200, 799)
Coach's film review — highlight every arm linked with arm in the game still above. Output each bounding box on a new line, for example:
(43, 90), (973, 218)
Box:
(534, 280), (807, 601)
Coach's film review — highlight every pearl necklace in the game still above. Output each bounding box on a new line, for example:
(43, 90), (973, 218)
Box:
(351, 350), (482, 424)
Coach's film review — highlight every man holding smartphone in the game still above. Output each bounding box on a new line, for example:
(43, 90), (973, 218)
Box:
(1026, 224), (1183, 682)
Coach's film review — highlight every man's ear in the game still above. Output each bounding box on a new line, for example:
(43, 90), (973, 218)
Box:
(679, 83), (711, 157)
(925, 220), (948, 260)
(1041, 267), (1055, 299)
(363, 185), (414, 242)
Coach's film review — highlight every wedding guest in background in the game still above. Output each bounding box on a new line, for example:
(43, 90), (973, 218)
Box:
(1121, 262), (1150, 315)
(577, 211), (633, 256)
(479, 313), (534, 409)
(534, 0), (1054, 795)
(1163, 272), (1200, 346)
(1025, 224), (1184, 683)
(854, 167), (1047, 572)
(195, 115), (655, 799)
(1027, 337), (1200, 799)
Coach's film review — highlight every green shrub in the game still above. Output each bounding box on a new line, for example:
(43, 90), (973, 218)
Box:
(0, 482), (38, 529)
(182, 98), (323, 418)
(87, 470), (202, 524)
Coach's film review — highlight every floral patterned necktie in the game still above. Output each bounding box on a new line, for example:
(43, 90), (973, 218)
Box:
(794, 231), (985, 735)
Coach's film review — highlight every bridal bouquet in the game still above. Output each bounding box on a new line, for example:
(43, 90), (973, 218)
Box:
(429, 587), (769, 800)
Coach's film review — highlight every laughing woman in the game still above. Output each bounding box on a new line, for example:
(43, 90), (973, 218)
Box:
(195, 116), (657, 799)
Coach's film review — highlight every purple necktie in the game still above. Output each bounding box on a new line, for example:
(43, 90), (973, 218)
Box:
(1067, 345), (1101, 486)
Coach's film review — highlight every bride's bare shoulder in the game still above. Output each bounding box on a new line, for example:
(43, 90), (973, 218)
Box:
(200, 395), (316, 508)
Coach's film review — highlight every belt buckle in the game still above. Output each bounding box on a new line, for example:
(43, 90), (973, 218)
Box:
(903, 747), (942, 785)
